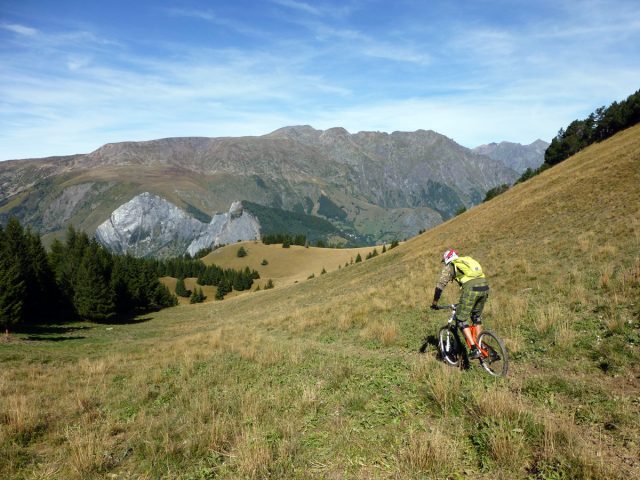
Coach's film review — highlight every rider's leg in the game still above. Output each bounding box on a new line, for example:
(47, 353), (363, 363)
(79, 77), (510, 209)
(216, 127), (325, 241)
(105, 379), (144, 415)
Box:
(471, 312), (483, 337)
(471, 286), (489, 337)
(457, 285), (479, 347)
(462, 325), (477, 347)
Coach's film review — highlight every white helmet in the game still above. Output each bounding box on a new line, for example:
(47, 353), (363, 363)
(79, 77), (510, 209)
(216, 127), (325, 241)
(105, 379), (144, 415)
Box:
(443, 249), (459, 265)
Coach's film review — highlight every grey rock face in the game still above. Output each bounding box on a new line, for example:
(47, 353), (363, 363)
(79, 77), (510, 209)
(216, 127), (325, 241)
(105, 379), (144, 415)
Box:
(186, 201), (261, 256)
(95, 193), (260, 258)
(473, 139), (549, 174)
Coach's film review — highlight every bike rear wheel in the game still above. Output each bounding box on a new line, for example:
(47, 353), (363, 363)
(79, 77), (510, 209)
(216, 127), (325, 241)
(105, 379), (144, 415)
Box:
(477, 330), (508, 377)
(438, 326), (462, 366)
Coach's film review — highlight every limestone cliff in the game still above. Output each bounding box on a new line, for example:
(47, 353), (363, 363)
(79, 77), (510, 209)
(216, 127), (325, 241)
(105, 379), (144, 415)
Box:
(95, 193), (260, 258)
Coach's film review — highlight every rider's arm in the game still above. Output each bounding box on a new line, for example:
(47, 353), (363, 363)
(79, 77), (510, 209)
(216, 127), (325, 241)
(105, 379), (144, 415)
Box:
(432, 264), (454, 306)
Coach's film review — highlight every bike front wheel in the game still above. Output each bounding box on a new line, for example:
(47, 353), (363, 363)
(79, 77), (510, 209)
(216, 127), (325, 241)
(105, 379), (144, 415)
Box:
(438, 326), (462, 367)
(477, 330), (509, 377)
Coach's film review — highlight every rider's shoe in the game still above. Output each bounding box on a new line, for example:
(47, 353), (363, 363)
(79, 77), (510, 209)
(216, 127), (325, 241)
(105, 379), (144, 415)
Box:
(468, 347), (482, 359)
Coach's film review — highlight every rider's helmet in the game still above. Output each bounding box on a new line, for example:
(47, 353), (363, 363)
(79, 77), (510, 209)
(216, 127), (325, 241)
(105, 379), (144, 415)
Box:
(442, 249), (459, 265)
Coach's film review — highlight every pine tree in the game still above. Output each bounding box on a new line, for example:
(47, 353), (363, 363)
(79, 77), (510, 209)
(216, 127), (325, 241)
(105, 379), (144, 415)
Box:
(175, 277), (191, 297)
(355, 253), (362, 263)
(237, 246), (248, 257)
(25, 229), (59, 320)
(190, 287), (206, 304)
(215, 287), (225, 300)
(0, 226), (26, 332)
(73, 243), (117, 321)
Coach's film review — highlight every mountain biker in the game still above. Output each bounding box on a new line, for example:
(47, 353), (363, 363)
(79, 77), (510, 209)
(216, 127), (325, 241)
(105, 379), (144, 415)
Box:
(431, 249), (489, 359)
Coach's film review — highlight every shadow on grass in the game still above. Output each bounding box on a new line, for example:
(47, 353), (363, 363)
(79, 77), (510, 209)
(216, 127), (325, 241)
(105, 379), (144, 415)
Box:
(12, 324), (89, 342)
(26, 335), (87, 342)
(15, 324), (91, 335)
(419, 334), (439, 354)
(11, 314), (154, 342)
(97, 315), (154, 325)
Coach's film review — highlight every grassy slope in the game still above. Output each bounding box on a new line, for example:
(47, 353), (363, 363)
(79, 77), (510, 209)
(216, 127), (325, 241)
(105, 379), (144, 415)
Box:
(203, 242), (385, 286)
(160, 243), (385, 304)
(1, 126), (639, 479)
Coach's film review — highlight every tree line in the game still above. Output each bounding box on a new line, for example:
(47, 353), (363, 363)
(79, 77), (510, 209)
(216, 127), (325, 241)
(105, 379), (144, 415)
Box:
(0, 218), (264, 331)
(261, 233), (347, 249)
(0, 219), (178, 331)
(262, 233), (307, 246)
(142, 254), (260, 300)
(545, 89), (640, 166)
(482, 88), (640, 204)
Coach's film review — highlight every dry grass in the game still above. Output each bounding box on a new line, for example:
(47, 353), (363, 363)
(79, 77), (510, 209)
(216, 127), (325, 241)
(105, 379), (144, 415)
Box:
(359, 320), (398, 345)
(202, 242), (384, 288)
(398, 425), (461, 477)
(424, 364), (463, 414)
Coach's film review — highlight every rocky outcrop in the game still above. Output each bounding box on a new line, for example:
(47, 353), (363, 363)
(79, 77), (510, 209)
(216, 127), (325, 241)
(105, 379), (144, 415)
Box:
(186, 201), (261, 257)
(95, 193), (260, 258)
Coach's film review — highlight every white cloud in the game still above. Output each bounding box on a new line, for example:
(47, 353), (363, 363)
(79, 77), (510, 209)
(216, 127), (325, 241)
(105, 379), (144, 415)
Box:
(1, 23), (39, 36)
(271, 0), (323, 16)
(1, 1), (639, 160)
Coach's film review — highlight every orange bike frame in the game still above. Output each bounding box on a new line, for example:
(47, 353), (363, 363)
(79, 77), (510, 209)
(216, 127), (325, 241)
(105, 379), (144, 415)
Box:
(463, 325), (489, 358)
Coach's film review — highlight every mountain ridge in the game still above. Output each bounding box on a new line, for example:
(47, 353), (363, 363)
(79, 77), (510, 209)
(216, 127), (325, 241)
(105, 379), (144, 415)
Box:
(1, 126), (528, 245)
(473, 138), (549, 173)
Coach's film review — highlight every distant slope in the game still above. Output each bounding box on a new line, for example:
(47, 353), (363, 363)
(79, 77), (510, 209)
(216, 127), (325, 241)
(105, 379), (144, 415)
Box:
(202, 242), (386, 287)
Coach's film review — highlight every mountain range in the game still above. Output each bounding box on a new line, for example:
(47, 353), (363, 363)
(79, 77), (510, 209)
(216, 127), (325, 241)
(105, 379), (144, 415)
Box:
(473, 139), (549, 173)
(0, 126), (547, 248)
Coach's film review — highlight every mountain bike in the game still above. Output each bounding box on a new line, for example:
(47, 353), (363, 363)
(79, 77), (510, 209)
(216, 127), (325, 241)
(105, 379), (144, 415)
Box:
(434, 304), (508, 377)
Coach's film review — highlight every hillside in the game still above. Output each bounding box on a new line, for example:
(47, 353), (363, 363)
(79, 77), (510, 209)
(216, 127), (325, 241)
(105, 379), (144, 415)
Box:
(0, 127), (516, 244)
(160, 242), (390, 304)
(202, 242), (388, 287)
(1, 125), (639, 479)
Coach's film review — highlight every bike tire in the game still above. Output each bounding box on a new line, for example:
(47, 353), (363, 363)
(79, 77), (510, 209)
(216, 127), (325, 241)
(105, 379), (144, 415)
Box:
(438, 326), (461, 367)
(477, 330), (508, 377)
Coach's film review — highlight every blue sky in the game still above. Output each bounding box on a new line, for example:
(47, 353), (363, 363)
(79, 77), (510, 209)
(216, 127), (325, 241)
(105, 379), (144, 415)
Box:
(1, 0), (639, 160)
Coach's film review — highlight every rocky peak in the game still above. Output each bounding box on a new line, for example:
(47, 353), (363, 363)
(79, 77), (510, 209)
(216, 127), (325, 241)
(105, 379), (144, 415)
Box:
(95, 193), (260, 258)
(473, 139), (549, 174)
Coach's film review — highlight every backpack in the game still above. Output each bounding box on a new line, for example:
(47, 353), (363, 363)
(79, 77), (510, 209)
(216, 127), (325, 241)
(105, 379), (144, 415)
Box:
(451, 256), (485, 284)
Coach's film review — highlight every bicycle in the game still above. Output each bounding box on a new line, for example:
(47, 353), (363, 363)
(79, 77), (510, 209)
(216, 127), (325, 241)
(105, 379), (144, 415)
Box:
(434, 304), (508, 377)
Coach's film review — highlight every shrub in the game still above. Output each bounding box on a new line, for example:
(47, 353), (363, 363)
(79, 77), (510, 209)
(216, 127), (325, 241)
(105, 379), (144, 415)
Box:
(484, 184), (510, 202)
(190, 287), (206, 304)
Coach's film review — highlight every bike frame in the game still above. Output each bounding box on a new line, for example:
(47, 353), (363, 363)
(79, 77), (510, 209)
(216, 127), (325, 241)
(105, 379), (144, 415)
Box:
(443, 305), (490, 358)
